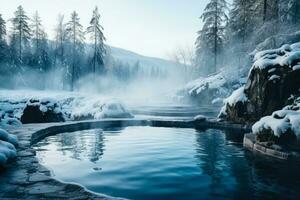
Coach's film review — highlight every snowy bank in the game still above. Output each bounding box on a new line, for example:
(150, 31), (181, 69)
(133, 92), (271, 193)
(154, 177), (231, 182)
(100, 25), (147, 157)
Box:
(0, 90), (133, 126)
(177, 73), (244, 105)
(0, 128), (18, 167)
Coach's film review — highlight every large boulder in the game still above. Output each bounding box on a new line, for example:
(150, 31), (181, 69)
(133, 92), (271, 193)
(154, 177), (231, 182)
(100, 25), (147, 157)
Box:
(21, 99), (65, 124)
(220, 43), (300, 123)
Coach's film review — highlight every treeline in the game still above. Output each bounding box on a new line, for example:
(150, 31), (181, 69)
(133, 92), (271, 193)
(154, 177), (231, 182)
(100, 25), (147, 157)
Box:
(0, 6), (106, 90)
(0, 6), (166, 90)
(195, 0), (300, 75)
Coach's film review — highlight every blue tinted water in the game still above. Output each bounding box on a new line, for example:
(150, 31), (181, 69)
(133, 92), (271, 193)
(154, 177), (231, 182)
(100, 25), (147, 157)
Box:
(34, 127), (300, 200)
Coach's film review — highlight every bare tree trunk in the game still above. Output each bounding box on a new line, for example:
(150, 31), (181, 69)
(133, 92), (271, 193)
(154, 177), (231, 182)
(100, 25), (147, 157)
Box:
(71, 22), (76, 91)
(94, 27), (97, 75)
(19, 28), (22, 64)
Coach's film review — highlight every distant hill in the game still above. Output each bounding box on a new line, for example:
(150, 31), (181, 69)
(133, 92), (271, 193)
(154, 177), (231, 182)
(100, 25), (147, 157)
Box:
(108, 46), (180, 69)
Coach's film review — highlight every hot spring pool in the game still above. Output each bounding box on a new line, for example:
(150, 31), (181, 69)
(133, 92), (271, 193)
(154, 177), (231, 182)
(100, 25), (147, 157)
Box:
(34, 127), (300, 200)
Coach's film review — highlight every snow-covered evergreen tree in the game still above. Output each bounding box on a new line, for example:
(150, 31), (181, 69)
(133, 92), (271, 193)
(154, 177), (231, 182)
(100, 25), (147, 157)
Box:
(0, 14), (8, 64)
(254, 0), (280, 23)
(229, 0), (255, 43)
(66, 11), (85, 91)
(86, 6), (106, 75)
(54, 14), (68, 89)
(10, 6), (31, 64)
(54, 15), (67, 64)
(30, 11), (50, 72)
(195, 0), (228, 74)
(285, 0), (300, 24)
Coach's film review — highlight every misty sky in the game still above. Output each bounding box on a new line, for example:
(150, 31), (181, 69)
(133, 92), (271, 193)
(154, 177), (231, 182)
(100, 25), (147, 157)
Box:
(0, 0), (211, 59)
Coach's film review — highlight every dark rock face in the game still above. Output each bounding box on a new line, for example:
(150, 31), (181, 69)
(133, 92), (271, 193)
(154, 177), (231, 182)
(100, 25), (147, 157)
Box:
(244, 64), (300, 121)
(221, 100), (255, 124)
(221, 44), (300, 124)
(21, 103), (65, 124)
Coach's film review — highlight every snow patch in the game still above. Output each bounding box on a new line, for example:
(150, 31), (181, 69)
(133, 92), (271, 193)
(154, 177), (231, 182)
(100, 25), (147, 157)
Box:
(223, 86), (248, 107)
(0, 128), (18, 167)
(269, 75), (280, 82)
(252, 43), (300, 72)
(253, 110), (300, 140)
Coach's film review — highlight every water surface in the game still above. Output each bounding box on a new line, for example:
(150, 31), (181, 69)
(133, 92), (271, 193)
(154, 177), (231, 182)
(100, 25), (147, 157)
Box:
(34, 127), (300, 200)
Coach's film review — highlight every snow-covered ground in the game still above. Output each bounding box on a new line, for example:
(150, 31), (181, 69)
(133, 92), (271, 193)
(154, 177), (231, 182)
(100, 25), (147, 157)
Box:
(0, 90), (133, 126)
(0, 128), (18, 167)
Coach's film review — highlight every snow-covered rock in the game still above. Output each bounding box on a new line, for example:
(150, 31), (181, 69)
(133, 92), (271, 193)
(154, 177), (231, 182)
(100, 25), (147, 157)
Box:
(194, 115), (207, 122)
(218, 87), (253, 123)
(252, 96), (300, 145)
(20, 99), (65, 124)
(0, 90), (133, 126)
(0, 128), (18, 167)
(220, 43), (300, 123)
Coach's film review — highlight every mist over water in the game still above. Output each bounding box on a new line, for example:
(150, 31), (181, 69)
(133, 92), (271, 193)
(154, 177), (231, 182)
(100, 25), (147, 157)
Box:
(0, 63), (187, 106)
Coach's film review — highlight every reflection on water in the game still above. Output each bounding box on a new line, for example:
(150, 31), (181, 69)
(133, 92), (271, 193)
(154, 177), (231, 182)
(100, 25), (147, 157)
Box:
(34, 127), (300, 200)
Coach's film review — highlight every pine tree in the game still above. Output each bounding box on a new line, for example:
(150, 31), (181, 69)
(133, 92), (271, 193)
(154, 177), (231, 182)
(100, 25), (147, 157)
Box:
(196, 0), (228, 74)
(0, 14), (8, 63)
(229, 0), (255, 43)
(66, 11), (85, 91)
(30, 11), (49, 71)
(254, 0), (280, 23)
(10, 6), (31, 64)
(86, 6), (106, 76)
(54, 14), (68, 89)
(54, 15), (67, 64)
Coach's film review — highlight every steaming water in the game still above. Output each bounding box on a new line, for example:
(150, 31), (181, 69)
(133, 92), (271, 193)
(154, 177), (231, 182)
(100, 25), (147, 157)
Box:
(34, 127), (300, 200)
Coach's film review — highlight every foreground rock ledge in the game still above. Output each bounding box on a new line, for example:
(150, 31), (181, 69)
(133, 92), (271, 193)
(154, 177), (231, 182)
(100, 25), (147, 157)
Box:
(243, 133), (300, 160)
